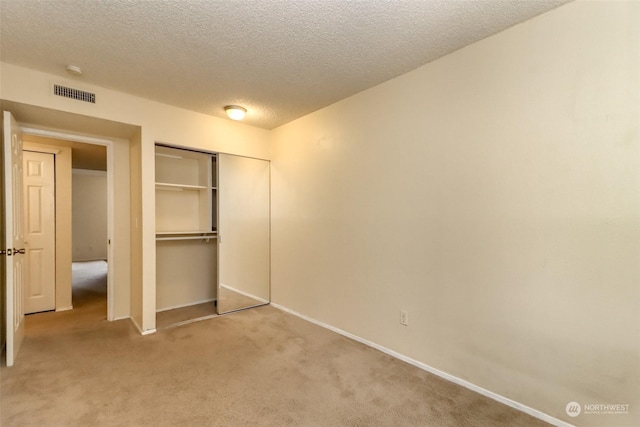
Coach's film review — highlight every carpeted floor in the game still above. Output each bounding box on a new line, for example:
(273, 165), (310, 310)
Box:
(1, 262), (549, 426)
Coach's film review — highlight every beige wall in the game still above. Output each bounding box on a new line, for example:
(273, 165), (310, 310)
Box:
(129, 129), (143, 331)
(270, 1), (639, 426)
(111, 137), (132, 320)
(0, 63), (271, 159)
(72, 170), (108, 261)
(1, 62), (271, 332)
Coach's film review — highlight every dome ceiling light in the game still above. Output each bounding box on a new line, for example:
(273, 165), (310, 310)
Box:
(224, 105), (247, 121)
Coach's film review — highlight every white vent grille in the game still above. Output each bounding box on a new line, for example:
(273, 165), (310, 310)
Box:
(53, 84), (96, 104)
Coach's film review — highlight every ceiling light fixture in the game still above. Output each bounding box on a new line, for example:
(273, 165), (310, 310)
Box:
(224, 105), (247, 121)
(66, 65), (82, 76)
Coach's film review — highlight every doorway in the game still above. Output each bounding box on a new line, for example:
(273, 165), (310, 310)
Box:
(21, 131), (113, 320)
(71, 166), (108, 314)
(3, 102), (139, 365)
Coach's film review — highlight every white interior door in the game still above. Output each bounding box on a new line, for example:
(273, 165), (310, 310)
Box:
(23, 151), (56, 314)
(3, 111), (26, 366)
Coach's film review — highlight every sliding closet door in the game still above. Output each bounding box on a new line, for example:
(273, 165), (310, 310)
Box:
(217, 154), (270, 314)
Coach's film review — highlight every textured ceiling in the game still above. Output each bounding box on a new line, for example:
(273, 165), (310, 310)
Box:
(0, 0), (570, 129)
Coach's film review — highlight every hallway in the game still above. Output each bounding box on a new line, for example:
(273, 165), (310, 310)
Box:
(19, 260), (108, 340)
(71, 260), (108, 313)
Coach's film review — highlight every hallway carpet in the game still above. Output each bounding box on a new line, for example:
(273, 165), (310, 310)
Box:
(1, 267), (548, 426)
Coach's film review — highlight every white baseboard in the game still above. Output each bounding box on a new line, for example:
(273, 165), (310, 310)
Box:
(130, 317), (156, 335)
(55, 305), (73, 312)
(270, 303), (573, 427)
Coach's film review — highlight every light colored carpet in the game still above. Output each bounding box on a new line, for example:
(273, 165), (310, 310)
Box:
(1, 263), (549, 426)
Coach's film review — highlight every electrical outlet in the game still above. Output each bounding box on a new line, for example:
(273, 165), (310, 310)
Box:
(400, 310), (408, 326)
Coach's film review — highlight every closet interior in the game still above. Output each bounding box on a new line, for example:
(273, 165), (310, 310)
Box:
(154, 144), (271, 329)
(155, 144), (218, 327)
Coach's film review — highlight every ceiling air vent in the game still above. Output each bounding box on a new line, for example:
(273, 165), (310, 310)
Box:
(53, 84), (96, 104)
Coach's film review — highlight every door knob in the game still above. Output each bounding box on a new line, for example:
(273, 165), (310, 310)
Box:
(13, 248), (25, 255)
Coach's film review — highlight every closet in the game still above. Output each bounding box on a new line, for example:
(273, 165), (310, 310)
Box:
(155, 144), (270, 327)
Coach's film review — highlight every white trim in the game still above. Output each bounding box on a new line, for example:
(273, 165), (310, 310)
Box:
(55, 305), (73, 312)
(21, 127), (117, 322)
(155, 140), (270, 162)
(21, 127), (110, 146)
(156, 298), (216, 313)
(270, 303), (574, 427)
(105, 139), (115, 321)
(130, 317), (156, 335)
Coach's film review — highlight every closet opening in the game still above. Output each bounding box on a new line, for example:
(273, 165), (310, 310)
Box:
(154, 144), (271, 330)
(155, 144), (218, 329)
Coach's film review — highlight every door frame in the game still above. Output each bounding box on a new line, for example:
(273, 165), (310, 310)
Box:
(21, 127), (116, 321)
